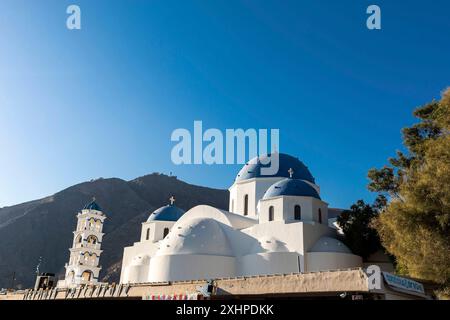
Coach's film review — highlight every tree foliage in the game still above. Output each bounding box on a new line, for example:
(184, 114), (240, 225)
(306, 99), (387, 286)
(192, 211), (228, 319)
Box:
(337, 198), (384, 260)
(369, 88), (450, 288)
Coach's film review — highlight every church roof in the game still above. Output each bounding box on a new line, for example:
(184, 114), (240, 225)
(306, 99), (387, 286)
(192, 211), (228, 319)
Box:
(147, 204), (186, 222)
(235, 153), (315, 183)
(309, 236), (351, 254)
(263, 178), (321, 200)
(83, 199), (102, 211)
(156, 218), (233, 257)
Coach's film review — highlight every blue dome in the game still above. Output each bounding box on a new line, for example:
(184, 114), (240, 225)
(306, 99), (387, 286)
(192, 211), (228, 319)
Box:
(83, 199), (102, 211)
(147, 205), (186, 222)
(263, 178), (321, 200)
(235, 153), (315, 183)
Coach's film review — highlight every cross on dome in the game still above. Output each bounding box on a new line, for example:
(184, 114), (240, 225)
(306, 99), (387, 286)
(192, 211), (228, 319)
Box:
(169, 196), (176, 205)
(288, 168), (294, 178)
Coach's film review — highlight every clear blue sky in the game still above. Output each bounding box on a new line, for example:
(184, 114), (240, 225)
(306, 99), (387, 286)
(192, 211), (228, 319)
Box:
(0, 0), (449, 208)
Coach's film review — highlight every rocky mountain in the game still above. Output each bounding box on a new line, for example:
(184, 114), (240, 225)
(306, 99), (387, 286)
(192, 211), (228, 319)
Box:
(0, 173), (229, 289)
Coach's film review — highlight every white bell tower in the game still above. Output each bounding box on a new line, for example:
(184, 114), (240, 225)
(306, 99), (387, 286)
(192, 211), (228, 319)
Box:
(59, 198), (106, 288)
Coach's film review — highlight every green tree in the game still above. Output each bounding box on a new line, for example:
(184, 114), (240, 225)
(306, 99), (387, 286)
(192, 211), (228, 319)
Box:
(337, 198), (384, 260)
(368, 88), (450, 291)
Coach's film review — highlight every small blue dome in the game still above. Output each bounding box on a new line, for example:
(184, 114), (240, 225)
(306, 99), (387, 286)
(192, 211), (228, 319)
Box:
(263, 178), (321, 200)
(147, 205), (186, 222)
(236, 153), (315, 183)
(83, 199), (102, 211)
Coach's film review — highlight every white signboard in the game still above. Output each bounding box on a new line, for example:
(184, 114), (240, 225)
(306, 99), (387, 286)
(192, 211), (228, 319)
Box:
(382, 272), (425, 295)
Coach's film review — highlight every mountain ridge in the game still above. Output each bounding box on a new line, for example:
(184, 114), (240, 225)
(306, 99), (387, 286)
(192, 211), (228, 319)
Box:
(0, 173), (229, 289)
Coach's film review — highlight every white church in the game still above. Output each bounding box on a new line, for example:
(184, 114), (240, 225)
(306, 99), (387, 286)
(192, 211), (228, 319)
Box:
(119, 153), (363, 284)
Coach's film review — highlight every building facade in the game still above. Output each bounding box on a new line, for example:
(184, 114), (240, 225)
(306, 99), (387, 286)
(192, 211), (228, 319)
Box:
(120, 153), (363, 283)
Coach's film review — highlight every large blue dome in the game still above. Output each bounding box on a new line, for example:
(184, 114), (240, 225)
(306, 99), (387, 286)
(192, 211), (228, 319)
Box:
(147, 205), (186, 222)
(235, 153), (315, 183)
(263, 178), (321, 200)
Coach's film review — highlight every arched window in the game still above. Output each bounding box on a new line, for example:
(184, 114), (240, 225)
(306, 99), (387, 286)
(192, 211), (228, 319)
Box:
(243, 194), (248, 216)
(146, 228), (150, 240)
(76, 235), (82, 243)
(89, 218), (95, 229)
(95, 220), (102, 231)
(81, 270), (92, 282)
(294, 205), (301, 220)
(318, 208), (322, 224)
(268, 206), (274, 221)
(87, 235), (98, 245)
(163, 228), (169, 238)
(82, 252), (90, 264)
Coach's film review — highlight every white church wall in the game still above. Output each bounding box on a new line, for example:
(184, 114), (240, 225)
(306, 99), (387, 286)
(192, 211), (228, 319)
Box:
(122, 255), (150, 284)
(282, 196), (323, 222)
(305, 252), (363, 272)
(242, 222), (302, 251)
(258, 197), (284, 223)
(311, 198), (329, 224)
(259, 196), (329, 225)
(218, 223), (260, 257)
(140, 221), (175, 242)
(241, 222), (304, 262)
(229, 177), (282, 217)
(120, 241), (159, 283)
(176, 205), (256, 230)
(140, 222), (153, 242)
(123, 265), (147, 284)
(245, 221), (332, 272)
(281, 196), (313, 222)
(301, 223), (335, 253)
(229, 184), (238, 213)
(120, 247), (134, 283)
(238, 252), (301, 276)
(148, 254), (236, 282)
(236, 180), (257, 217)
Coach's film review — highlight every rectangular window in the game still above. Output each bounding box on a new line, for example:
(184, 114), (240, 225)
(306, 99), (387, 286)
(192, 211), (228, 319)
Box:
(244, 195), (248, 216)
